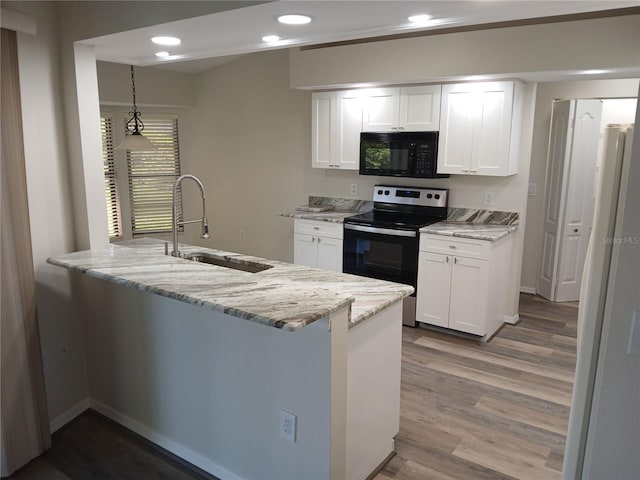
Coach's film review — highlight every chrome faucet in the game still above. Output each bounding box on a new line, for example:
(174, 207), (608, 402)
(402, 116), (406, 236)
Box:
(171, 174), (210, 257)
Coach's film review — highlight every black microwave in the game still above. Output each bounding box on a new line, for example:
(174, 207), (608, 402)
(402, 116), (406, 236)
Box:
(359, 131), (447, 178)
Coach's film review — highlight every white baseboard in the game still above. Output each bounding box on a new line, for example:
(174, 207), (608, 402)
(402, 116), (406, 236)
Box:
(49, 397), (90, 433)
(520, 286), (536, 294)
(504, 314), (520, 325)
(89, 399), (242, 480)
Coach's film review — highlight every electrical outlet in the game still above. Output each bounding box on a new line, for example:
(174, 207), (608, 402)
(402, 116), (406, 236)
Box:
(484, 191), (495, 206)
(350, 184), (358, 195)
(280, 410), (297, 442)
(239, 229), (246, 241)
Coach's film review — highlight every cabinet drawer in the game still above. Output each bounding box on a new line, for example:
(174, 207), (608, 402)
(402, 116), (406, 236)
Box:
(294, 219), (344, 239)
(420, 234), (490, 260)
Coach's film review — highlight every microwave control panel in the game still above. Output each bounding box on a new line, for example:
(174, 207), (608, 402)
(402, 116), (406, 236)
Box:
(413, 142), (437, 177)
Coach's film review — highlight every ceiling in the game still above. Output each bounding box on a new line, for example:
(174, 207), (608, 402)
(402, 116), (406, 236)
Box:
(84, 1), (640, 74)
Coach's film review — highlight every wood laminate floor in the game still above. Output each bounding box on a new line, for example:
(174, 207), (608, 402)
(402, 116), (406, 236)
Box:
(377, 293), (578, 480)
(8, 294), (577, 480)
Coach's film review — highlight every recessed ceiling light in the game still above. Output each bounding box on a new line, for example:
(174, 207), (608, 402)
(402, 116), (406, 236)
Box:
(581, 69), (607, 75)
(408, 14), (433, 26)
(277, 14), (312, 25)
(155, 51), (170, 58)
(151, 36), (181, 46)
(262, 35), (281, 43)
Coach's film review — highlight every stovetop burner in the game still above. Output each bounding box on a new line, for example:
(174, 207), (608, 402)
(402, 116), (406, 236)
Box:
(345, 211), (443, 230)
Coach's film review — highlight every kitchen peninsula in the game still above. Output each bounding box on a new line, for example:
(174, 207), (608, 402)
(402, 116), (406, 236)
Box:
(48, 238), (412, 480)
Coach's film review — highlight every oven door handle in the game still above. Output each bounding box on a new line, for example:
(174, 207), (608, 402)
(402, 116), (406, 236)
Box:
(344, 223), (417, 238)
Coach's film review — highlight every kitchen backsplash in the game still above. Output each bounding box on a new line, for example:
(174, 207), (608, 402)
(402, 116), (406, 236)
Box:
(308, 196), (374, 213)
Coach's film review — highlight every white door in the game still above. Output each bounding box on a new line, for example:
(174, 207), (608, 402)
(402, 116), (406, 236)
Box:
(362, 88), (399, 132)
(415, 252), (451, 328)
(294, 233), (318, 268)
(448, 256), (489, 336)
(539, 100), (575, 301)
(539, 99), (603, 302)
(555, 100), (603, 302)
(316, 236), (343, 272)
(398, 85), (441, 131)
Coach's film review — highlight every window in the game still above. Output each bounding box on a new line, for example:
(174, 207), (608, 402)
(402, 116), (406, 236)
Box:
(127, 117), (182, 236)
(101, 115), (122, 238)
(100, 112), (183, 239)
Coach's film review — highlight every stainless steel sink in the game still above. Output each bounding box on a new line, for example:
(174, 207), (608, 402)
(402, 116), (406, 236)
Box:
(183, 252), (273, 273)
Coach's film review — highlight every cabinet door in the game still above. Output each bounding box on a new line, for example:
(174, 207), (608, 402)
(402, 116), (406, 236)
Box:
(472, 82), (514, 176)
(415, 252), (451, 328)
(294, 233), (318, 268)
(316, 236), (343, 272)
(438, 86), (474, 174)
(448, 256), (489, 335)
(398, 85), (441, 131)
(335, 90), (363, 170)
(362, 88), (400, 132)
(312, 92), (336, 168)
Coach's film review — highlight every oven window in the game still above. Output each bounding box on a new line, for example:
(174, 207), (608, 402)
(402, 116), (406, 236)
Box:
(358, 238), (403, 274)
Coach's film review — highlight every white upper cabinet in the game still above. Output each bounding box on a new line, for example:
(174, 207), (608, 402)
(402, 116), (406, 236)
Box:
(312, 90), (363, 170)
(363, 85), (441, 132)
(437, 81), (522, 176)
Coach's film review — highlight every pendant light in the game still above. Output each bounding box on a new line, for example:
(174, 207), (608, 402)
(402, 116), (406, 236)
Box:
(115, 65), (155, 151)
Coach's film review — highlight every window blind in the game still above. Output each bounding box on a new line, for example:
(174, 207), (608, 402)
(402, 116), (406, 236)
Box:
(101, 115), (122, 238)
(127, 117), (183, 236)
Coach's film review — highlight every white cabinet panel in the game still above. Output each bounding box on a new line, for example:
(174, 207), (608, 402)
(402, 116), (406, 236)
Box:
(438, 81), (519, 176)
(448, 256), (489, 335)
(416, 251), (451, 328)
(294, 233), (318, 268)
(311, 92), (335, 169)
(417, 234), (513, 337)
(317, 236), (343, 272)
(363, 86), (441, 132)
(398, 85), (441, 131)
(312, 91), (362, 170)
(362, 88), (399, 132)
(293, 219), (343, 272)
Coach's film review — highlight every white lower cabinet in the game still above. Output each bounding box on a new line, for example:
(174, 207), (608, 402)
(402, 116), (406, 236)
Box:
(294, 219), (343, 272)
(416, 233), (511, 337)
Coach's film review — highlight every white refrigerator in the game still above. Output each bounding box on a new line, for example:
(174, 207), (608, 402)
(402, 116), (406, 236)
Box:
(563, 123), (639, 479)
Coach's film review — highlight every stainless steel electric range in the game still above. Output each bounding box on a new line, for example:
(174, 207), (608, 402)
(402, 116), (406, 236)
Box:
(343, 185), (448, 327)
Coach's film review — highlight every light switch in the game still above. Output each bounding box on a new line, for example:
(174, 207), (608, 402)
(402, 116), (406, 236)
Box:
(528, 183), (537, 197)
(628, 310), (640, 357)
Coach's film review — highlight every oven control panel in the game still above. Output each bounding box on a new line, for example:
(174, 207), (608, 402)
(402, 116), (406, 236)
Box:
(373, 185), (448, 208)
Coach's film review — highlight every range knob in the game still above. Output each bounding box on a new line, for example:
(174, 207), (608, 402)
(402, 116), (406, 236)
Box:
(426, 194), (432, 199)
(384, 190), (390, 195)
(435, 194), (440, 200)
(377, 189), (383, 194)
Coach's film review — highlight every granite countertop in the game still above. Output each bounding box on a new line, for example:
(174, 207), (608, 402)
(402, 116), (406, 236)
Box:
(279, 195), (373, 223)
(47, 238), (413, 332)
(420, 222), (518, 241)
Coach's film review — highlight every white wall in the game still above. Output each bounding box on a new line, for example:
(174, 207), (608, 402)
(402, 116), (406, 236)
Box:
(180, 50), (311, 262)
(97, 61), (195, 108)
(5, 1), (90, 429)
(521, 79), (639, 292)
(290, 15), (640, 88)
